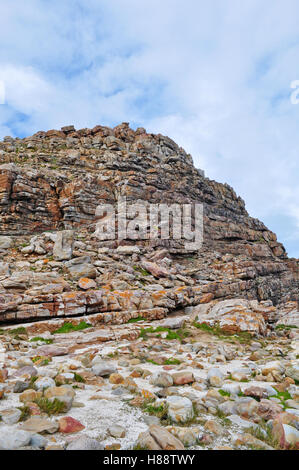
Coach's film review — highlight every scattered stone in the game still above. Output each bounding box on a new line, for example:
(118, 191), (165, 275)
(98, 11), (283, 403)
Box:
(20, 389), (42, 404)
(138, 424), (184, 450)
(35, 376), (56, 391)
(167, 396), (194, 423)
(0, 428), (32, 450)
(207, 368), (224, 387)
(66, 436), (104, 450)
(150, 372), (174, 388)
(91, 359), (117, 377)
(21, 416), (59, 434)
(0, 408), (22, 425)
(108, 424), (126, 438)
(172, 371), (194, 385)
(78, 277), (97, 290)
(35, 345), (68, 357)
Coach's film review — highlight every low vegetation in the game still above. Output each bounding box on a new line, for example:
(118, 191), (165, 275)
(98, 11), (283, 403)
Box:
(193, 321), (252, 344)
(52, 321), (92, 334)
(30, 336), (53, 344)
(34, 397), (66, 415)
(139, 326), (190, 342)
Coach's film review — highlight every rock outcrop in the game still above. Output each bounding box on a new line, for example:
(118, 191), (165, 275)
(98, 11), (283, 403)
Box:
(0, 123), (298, 326)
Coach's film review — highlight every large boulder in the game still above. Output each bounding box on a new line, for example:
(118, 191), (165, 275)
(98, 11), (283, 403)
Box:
(193, 298), (267, 335)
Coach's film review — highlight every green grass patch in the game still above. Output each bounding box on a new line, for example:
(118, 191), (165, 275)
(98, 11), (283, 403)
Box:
(218, 389), (231, 397)
(29, 376), (38, 387)
(140, 326), (189, 342)
(31, 356), (51, 366)
(270, 388), (292, 410)
(74, 372), (85, 383)
(275, 324), (298, 330)
(146, 359), (159, 365)
(52, 321), (92, 334)
(215, 409), (231, 426)
(128, 316), (146, 323)
(247, 420), (281, 449)
(30, 336), (53, 344)
(8, 327), (27, 336)
(107, 351), (119, 358)
(17, 405), (31, 422)
(193, 321), (252, 344)
(144, 403), (167, 417)
(133, 266), (151, 276)
(163, 358), (181, 365)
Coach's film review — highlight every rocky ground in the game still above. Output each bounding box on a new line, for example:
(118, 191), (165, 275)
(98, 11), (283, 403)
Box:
(0, 305), (298, 451)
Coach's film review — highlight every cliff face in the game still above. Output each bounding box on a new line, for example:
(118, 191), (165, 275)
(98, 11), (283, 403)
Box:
(0, 123), (298, 324)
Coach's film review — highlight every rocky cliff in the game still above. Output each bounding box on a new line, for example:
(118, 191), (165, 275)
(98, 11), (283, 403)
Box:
(0, 122), (298, 326)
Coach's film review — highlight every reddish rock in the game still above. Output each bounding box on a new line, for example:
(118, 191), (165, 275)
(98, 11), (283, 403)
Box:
(35, 345), (68, 357)
(59, 416), (85, 433)
(244, 386), (269, 399)
(257, 399), (283, 420)
(172, 371), (194, 385)
(141, 261), (169, 278)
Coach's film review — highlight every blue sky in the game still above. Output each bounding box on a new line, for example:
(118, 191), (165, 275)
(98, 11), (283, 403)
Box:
(0, 0), (298, 258)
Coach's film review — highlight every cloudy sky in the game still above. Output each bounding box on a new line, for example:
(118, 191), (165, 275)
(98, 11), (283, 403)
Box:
(0, 0), (298, 257)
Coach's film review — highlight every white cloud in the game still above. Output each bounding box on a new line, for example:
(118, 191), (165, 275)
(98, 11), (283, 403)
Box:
(0, 0), (298, 256)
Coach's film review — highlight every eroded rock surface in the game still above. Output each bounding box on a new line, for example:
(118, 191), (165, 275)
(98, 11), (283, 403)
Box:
(0, 123), (298, 451)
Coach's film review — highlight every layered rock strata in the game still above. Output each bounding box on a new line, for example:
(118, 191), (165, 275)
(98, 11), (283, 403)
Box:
(0, 123), (297, 326)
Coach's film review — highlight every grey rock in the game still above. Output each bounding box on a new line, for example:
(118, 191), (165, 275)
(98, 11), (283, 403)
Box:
(91, 359), (117, 377)
(0, 408), (22, 425)
(14, 365), (37, 378)
(143, 415), (160, 426)
(0, 236), (13, 250)
(150, 372), (174, 388)
(108, 424), (126, 438)
(30, 433), (48, 449)
(13, 381), (30, 393)
(53, 230), (74, 261)
(0, 427), (32, 450)
(0, 262), (10, 277)
(66, 436), (104, 450)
